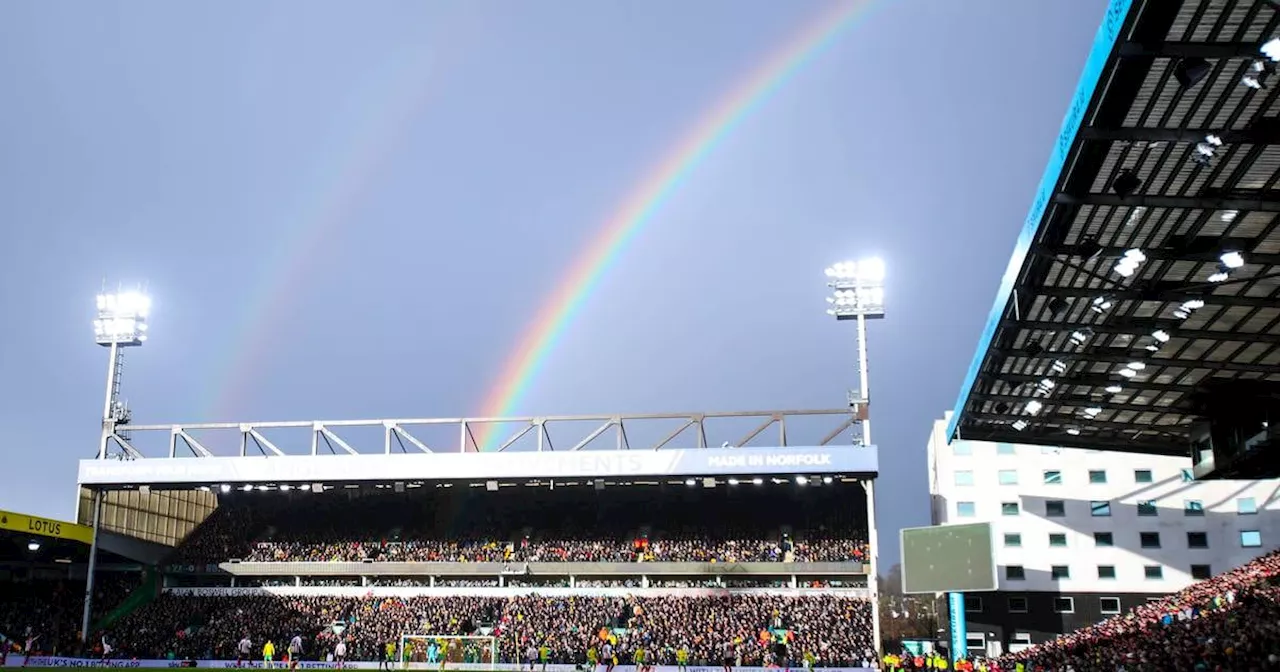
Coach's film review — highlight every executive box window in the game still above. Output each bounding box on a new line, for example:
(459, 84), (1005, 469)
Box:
(1046, 500), (1066, 517)
(1004, 533), (1022, 548)
(1140, 532), (1161, 549)
(1007, 596), (1028, 613)
(1191, 564), (1212, 580)
(997, 444), (1016, 455)
(1144, 565), (1164, 580)
(1095, 531), (1114, 546)
(1091, 501), (1111, 517)
(1238, 497), (1258, 515)
(954, 471), (974, 486)
(1051, 565), (1070, 580)
(953, 442), (972, 456)
(1053, 597), (1074, 613)
(1097, 565), (1116, 580)
(1185, 500), (1205, 516)
(1181, 468), (1195, 483)
(1088, 470), (1107, 484)
(1135, 469), (1154, 483)
(963, 596), (983, 613)
(1187, 532), (1208, 549)
(957, 501), (976, 517)
(1006, 566), (1026, 581)
(1137, 500), (1158, 516)
(1043, 470), (1063, 485)
(1002, 502), (1020, 516)
(1241, 530), (1262, 548)
(1099, 597), (1121, 615)
(1049, 533), (1067, 547)
(998, 470), (1018, 485)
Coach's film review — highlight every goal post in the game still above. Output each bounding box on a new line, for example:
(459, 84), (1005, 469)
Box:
(398, 634), (499, 669)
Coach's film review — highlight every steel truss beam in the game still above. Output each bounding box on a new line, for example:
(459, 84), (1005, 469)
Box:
(963, 411), (1188, 434)
(1079, 126), (1280, 144)
(1014, 320), (1280, 345)
(1053, 192), (1280, 212)
(1117, 41), (1266, 59)
(111, 408), (867, 459)
(992, 348), (1279, 376)
(1035, 285), (1280, 309)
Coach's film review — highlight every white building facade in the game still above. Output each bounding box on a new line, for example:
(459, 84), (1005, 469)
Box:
(926, 413), (1280, 651)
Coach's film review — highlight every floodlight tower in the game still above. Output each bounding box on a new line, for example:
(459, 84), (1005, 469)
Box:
(83, 288), (151, 643)
(823, 258), (885, 657)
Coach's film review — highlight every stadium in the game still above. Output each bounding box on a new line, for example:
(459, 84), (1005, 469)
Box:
(5, 0), (1280, 671)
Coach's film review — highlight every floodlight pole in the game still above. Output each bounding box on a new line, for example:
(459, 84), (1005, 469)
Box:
(824, 260), (884, 659)
(99, 341), (122, 459)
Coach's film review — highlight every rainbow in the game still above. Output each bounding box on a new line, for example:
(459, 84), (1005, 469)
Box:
(473, 0), (881, 451)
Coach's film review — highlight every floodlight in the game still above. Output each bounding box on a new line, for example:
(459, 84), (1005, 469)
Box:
(1262, 37), (1280, 63)
(824, 259), (887, 320)
(752, 477), (763, 485)
(94, 290), (151, 347)
(1105, 385), (1123, 394)
(1011, 420), (1028, 431)
(1220, 251), (1245, 268)
(795, 476), (809, 486)
(220, 484), (231, 493)
(822, 476), (833, 484)
(1024, 400), (1043, 416)
(27, 541), (40, 552)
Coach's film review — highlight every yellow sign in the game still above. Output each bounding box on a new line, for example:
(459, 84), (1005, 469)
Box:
(0, 509), (93, 544)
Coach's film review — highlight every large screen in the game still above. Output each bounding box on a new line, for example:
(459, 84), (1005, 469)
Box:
(900, 522), (996, 594)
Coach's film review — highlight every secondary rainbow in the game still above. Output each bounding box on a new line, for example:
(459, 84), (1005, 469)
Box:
(473, 0), (881, 451)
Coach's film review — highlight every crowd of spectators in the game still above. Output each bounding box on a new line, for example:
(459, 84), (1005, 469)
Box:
(108, 593), (876, 665)
(0, 572), (142, 656)
(1000, 549), (1280, 670)
(167, 485), (870, 568)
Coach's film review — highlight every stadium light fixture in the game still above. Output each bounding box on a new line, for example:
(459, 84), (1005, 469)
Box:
(824, 258), (885, 449)
(752, 477), (763, 485)
(27, 541), (40, 552)
(94, 290), (151, 347)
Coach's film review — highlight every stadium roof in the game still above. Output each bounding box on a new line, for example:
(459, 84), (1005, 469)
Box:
(948, 0), (1280, 456)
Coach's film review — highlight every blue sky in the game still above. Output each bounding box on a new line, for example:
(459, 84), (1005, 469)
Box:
(0, 0), (1109, 564)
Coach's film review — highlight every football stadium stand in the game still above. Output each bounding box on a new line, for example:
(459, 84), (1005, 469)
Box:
(946, 0), (1280, 481)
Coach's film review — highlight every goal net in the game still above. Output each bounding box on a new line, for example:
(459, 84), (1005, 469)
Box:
(398, 635), (499, 668)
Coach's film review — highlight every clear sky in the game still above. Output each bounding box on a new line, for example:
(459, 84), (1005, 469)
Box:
(0, 0), (1109, 565)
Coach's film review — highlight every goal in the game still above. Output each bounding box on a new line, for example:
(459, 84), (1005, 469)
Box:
(398, 634), (499, 668)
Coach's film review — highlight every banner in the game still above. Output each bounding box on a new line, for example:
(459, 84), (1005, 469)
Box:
(947, 592), (967, 662)
(165, 586), (873, 599)
(3, 658), (876, 672)
(79, 446), (879, 487)
(0, 509), (92, 544)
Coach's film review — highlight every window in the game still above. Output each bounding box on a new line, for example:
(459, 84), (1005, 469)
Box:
(997, 443), (1016, 455)
(1097, 565), (1116, 580)
(1088, 469), (1107, 484)
(1180, 468), (1195, 482)
(1053, 597), (1074, 613)
(1191, 564), (1212, 580)
(956, 501), (976, 517)
(998, 470), (1018, 485)
(1043, 470), (1063, 485)
(1007, 596), (1028, 613)
(1006, 565), (1025, 580)
(963, 596), (983, 613)
(1051, 565), (1070, 580)
(1046, 500), (1066, 517)
(1238, 497), (1258, 515)
(1094, 531), (1114, 547)
(1099, 597), (1121, 614)
(1134, 469), (1153, 483)
(953, 442), (972, 456)
(1091, 501), (1111, 517)
(954, 471), (974, 486)
(1137, 500), (1158, 516)
(1001, 502), (1020, 516)
(1140, 532), (1161, 548)
(1241, 530), (1262, 548)
(1003, 533), (1022, 548)
(1049, 533), (1067, 547)
(1184, 500), (1204, 516)
(1011, 632), (1032, 646)
(1187, 532), (1208, 549)
(1144, 565), (1164, 580)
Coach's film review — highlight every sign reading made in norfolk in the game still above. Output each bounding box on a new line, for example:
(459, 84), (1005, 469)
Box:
(899, 522), (996, 595)
(79, 446), (879, 487)
(0, 509), (93, 544)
